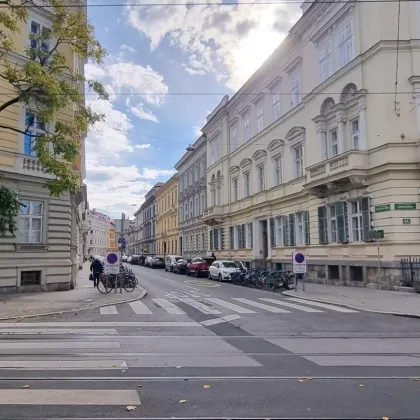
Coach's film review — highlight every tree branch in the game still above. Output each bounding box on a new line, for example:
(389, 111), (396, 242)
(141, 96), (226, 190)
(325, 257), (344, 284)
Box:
(0, 123), (52, 137)
(0, 96), (20, 113)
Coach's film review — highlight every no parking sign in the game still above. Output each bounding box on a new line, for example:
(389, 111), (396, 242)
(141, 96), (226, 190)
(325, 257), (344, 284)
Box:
(292, 251), (306, 274)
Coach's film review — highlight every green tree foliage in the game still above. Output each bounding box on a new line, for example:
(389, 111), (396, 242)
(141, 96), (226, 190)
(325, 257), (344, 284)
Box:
(0, 0), (108, 235)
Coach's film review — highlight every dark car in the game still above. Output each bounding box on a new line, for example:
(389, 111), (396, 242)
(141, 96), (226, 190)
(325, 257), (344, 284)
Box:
(151, 257), (165, 269)
(173, 258), (190, 274)
(187, 257), (213, 277)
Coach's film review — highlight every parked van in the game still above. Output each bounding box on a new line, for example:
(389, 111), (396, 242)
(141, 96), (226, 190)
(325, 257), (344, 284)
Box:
(165, 255), (183, 272)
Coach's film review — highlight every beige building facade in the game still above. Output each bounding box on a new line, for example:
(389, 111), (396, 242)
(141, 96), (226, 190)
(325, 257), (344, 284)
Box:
(156, 175), (179, 256)
(202, 0), (420, 288)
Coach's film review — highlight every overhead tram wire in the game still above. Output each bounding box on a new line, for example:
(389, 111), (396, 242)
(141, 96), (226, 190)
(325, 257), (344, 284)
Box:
(0, 0), (418, 7)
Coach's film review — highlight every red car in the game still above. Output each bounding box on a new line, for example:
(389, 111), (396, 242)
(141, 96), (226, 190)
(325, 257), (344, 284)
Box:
(187, 257), (214, 278)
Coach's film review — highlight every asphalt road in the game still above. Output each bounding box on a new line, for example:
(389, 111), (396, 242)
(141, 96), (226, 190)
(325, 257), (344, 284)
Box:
(1, 264), (420, 419)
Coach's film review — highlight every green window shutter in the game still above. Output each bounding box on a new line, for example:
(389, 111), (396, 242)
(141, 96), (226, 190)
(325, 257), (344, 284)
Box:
(241, 224), (246, 248)
(249, 223), (253, 248)
(317, 206), (327, 244)
(304, 210), (310, 245)
(284, 215), (289, 246)
(210, 230), (214, 250)
(361, 197), (371, 242)
(289, 214), (295, 246)
(337, 202), (348, 243)
(230, 227), (234, 249)
(270, 218), (276, 247)
(238, 226), (242, 249)
(220, 228), (225, 249)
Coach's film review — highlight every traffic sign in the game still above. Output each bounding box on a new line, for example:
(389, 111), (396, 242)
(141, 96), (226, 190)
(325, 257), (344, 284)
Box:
(105, 252), (119, 266)
(105, 265), (119, 275)
(292, 251), (306, 274)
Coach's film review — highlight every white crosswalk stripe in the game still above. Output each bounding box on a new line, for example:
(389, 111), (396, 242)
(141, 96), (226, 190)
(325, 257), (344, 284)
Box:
(205, 298), (257, 314)
(129, 301), (153, 314)
(100, 305), (118, 315)
(284, 298), (359, 313)
(232, 298), (291, 313)
(259, 298), (324, 313)
(152, 298), (186, 314)
(178, 298), (222, 315)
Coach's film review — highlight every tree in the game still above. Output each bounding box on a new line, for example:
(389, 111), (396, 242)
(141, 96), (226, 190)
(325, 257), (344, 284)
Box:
(0, 0), (108, 236)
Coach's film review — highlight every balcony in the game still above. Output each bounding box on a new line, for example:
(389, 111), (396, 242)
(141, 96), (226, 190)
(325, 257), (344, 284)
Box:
(202, 205), (223, 226)
(304, 150), (369, 197)
(17, 156), (53, 178)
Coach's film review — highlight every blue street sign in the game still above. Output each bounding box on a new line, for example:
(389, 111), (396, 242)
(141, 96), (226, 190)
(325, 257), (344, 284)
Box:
(106, 252), (118, 265)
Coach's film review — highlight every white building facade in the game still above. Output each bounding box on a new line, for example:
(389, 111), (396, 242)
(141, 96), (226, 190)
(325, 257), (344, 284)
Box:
(86, 209), (114, 257)
(175, 136), (208, 259)
(202, 0), (420, 288)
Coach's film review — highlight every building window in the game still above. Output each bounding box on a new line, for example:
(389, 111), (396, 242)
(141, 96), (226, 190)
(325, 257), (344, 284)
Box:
(272, 89), (281, 121)
(274, 156), (282, 186)
(29, 20), (50, 61)
(337, 21), (354, 68)
(295, 212), (305, 245)
(184, 203), (188, 220)
(232, 178), (238, 201)
(210, 134), (221, 164)
(276, 216), (284, 246)
(21, 270), (41, 286)
(195, 163), (199, 181)
(290, 72), (301, 107)
(18, 200), (43, 243)
(258, 165), (265, 192)
(24, 112), (46, 156)
(189, 169), (193, 185)
(231, 124), (238, 152)
(216, 186), (221, 205)
(329, 206), (337, 243)
(329, 129), (338, 157)
(256, 104), (264, 133)
(195, 196), (199, 217)
(351, 118), (359, 149)
(318, 39), (332, 82)
(201, 194), (205, 214)
(350, 200), (362, 242)
(293, 146), (303, 177)
(244, 172), (250, 197)
(243, 115), (250, 142)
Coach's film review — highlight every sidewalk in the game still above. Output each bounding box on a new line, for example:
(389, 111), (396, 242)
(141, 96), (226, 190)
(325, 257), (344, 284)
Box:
(282, 282), (420, 318)
(0, 262), (146, 320)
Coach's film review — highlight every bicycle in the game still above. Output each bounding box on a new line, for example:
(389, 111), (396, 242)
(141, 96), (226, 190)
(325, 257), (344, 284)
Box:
(97, 268), (138, 294)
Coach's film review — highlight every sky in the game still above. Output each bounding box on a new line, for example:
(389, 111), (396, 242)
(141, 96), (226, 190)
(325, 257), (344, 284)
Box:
(84, 0), (302, 219)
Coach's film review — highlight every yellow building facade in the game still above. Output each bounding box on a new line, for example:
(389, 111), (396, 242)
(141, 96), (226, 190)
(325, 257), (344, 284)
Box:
(156, 175), (179, 257)
(108, 223), (118, 252)
(0, 1), (87, 292)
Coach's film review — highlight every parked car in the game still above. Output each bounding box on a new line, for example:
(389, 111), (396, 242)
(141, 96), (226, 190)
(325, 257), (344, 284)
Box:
(208, 260), (239, 282)
(187, 257), (213, 277)
(138, 256), (146, 266)
(173, 258), (190, 274)
(165, 255), (183, 272)
(127, 256), (132, 263)
(122, 254), (128, 262)
(130, 255), (140, 264)
(151, 257), (165, 269)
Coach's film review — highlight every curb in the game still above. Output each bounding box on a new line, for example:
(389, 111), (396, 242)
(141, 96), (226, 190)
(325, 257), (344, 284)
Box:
(281, 290), (420, 319)
(0, 287), (148, 321)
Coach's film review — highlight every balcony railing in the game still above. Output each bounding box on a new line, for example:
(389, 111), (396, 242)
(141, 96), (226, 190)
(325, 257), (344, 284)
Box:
(17, 156), (53, 178)
(305, 150), (368, 187)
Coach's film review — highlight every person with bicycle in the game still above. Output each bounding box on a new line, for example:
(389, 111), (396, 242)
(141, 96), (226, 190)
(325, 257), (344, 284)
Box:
(90, 258), (103, 288)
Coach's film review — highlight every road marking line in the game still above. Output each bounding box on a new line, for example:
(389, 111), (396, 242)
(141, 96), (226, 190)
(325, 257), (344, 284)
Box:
(200, 314), (241, 326)
(152, 299), (185, 315)
(259, 298), (324, 313)
(0, 360), (128, 370)
(0, 321), (201, 327)
(185, 285), (200, 291)
(178, 298), (222, 315)
(205, 298), (257, 314)
(0, 341), (121, 350)
(0, 329), (118, 335)
(232, 298), (291, 313)
(285, 298), (359, 313)
(0, 389), (140, 405)
(129, 301), (153, 315)
(165, 278), (177, 283)
(100, 305), (118, 315)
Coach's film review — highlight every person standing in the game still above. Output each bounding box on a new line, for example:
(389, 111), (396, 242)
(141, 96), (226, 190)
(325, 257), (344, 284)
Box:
(90, 258), (103, 288)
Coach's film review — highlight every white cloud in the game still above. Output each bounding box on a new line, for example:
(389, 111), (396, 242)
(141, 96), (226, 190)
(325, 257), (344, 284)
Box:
(135, 144), (152, 150)
(192, 125), (202, 137)
(125, 1), (302, 90)
(130, 103), (159, 123)
(138, 168), (176, 179)
(121, 44), (136, 53)
(183, 66), (207, 76)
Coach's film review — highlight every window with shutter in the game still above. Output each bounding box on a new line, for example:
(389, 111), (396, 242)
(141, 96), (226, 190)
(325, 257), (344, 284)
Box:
(289, 214), (295, 246)
(249, 222), (253, 248)
(361, 196), (371, 242)
(230, 226), (234, 249)
(284, 216), (290, 246)
(241, 224), (246, 248)
(304, 210), (310, 245)
(318, 206), (328, 244)
(336, 202), (349, 243)
(210, 230), (214, 250)
(270, 218), (276, 247)
(238, 225), (242, 249)
(220, 228), (225, 249)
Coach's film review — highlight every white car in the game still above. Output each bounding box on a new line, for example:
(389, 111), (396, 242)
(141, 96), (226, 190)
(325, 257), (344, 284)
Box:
(208, 260), (239, 282)
(122, 254), (128, 262)
(127, 256), (132, 263)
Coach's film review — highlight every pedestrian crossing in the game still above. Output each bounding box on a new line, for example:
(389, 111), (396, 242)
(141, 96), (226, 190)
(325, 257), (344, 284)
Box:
(98, 296), (359, 317)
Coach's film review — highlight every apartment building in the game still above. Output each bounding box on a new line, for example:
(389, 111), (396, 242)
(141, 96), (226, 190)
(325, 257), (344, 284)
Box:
(175, 136), (208, 259)
(202, 0), (420, 288)
(137, 183), (163, 255)
(156, 174), (179, 257)
(86, 210), (114, 257)
(0, 1), (87, 292)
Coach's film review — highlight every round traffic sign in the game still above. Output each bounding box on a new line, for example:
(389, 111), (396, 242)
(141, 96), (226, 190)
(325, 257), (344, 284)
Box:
(294, 252), (305, 264)
(106, 252), (118, 265)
